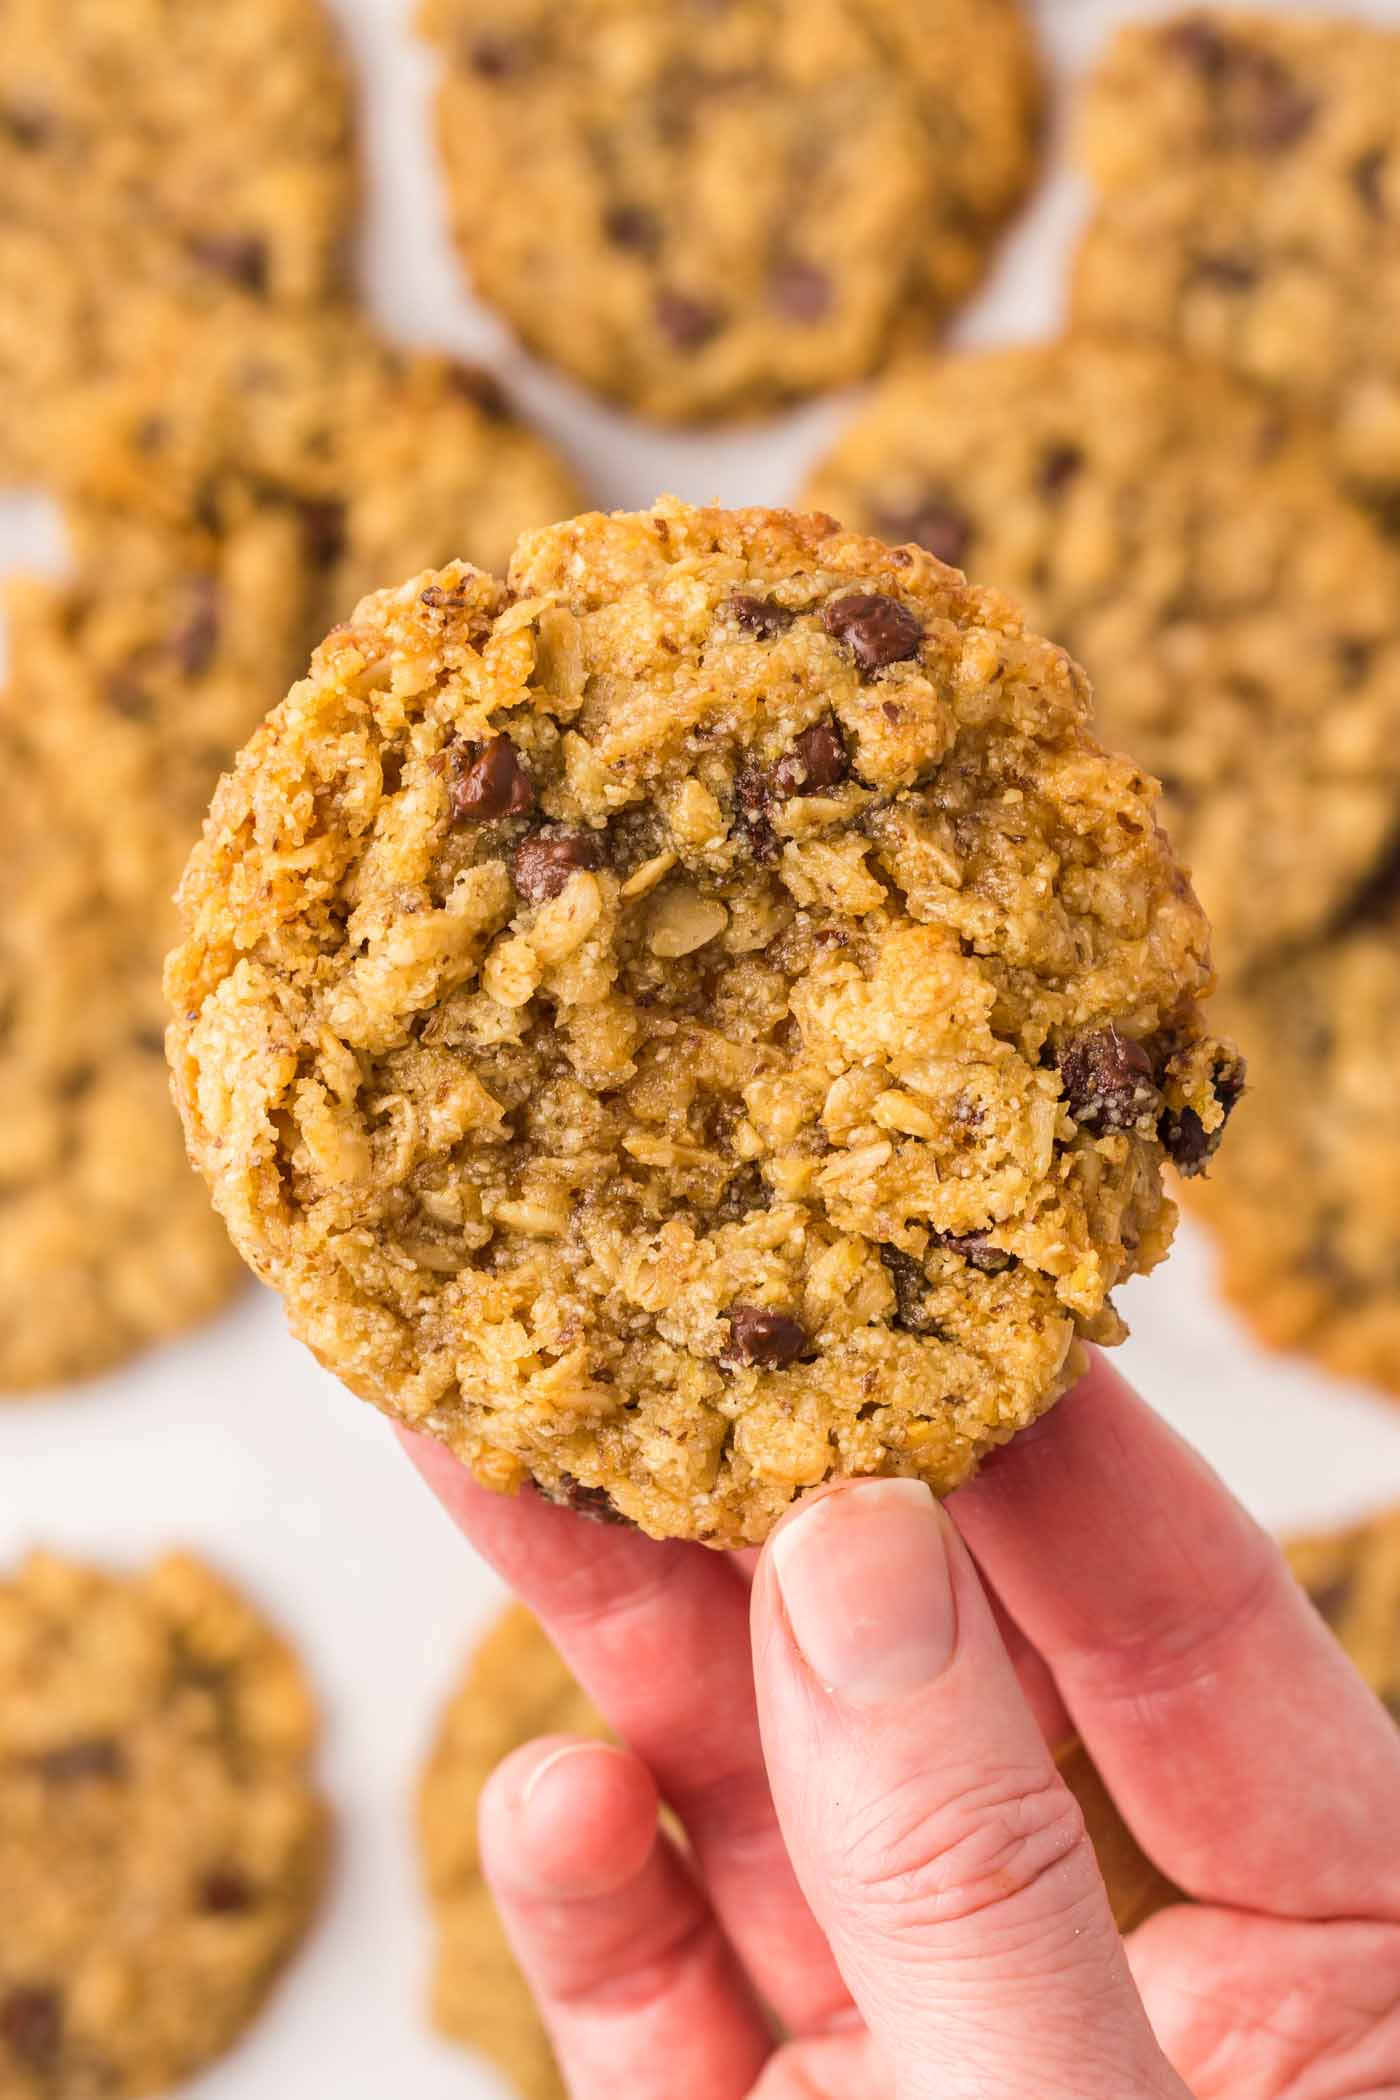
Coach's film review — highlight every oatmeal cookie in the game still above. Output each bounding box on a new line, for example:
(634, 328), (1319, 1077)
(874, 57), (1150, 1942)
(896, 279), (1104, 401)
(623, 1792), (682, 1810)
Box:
(0, 0), (356, 482)
(168, 500), (1237, 1545)
(804, 340), (1400, 980)
(418, 0), (1041, 422)
(1072, 10), (1400, 511)
(0, 1551), (324, 2097)
(1289, 1505), (1400, 1717)
(420, 1607), (602, 2100)
(1189, 894), (1400, 1399)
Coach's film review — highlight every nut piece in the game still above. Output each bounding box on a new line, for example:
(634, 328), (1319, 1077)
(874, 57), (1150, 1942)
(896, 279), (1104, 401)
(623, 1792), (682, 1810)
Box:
(647, 886), (729, 958)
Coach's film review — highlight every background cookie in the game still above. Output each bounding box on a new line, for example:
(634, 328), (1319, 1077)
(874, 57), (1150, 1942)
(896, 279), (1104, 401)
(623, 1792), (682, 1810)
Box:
(1289, 1503), (1400, 1716)
(1188, 895), (1400, 1400)
(167, 499), (1237, 1546)
(0, 0), (357, 482)
(1072, 10), (1400, 511)
(419, 1607), (601, 2100)
(0, 1551), (324, 2097)
(418, 0), (1041, 422)
(804, 340), (1400, 980)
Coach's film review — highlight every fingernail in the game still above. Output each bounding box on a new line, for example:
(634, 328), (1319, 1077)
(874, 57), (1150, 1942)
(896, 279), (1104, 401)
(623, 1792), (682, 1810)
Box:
(520, 1739), (617, 1814)
(770, 1480), (957, 1705)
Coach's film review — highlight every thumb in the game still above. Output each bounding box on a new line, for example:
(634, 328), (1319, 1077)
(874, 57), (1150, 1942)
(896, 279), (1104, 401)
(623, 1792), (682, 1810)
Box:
(752, 1481), (1186, 2100)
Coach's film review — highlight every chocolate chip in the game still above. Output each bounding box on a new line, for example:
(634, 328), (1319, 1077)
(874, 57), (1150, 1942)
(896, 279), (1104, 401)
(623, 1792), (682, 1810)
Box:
(513, 828), (602, 903)
(773, 720), (849, 797)
(1235, 57), (1316, 151)
(551, 1474), (631, 1525)
(1163, 17), (1229, 75)
(770, 257), (833, 325)
(1058, 1029), (1158, 1135)
(446, 362), (510, 421)
(421, 583), (470, 611)
(1, 1987), (62, 2068)
(875, 499), (972, 570)
(188, 232), (269, 294)
(200, 1868), (255, 1915)
(655, 289), (722, 350)
(469, 32), (530, 78)
(106, 672), (153, 722)
(722, 1305), (809, 1368)
(1338, 637), (1375, 687)
(36, 1739), (124, 1784)
(880, 1245), (939, 1335)
(937, 1232), (1013, 1275)
(1354, 147), (1389, 217)
(822, 592), (923, 675)
(604, 204), (661, 254)
(1306, 1575), (1352, 1629)
(728, 593), (795, 638)
(300, 499), (347, 567)
(169, 579), (220, 678)
(451, 734), (535, 822)
(1039, 445), (1084, 500)
(732, 764), (779, 863)
(2, 102), (53, 149)
(1158, 1049), (1245, 1177)
(1193, 252), (1259, 291)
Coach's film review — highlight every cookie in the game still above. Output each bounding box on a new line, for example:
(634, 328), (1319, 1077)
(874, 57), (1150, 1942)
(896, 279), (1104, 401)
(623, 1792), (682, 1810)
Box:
(1289, 1506), (1400, 1717)
(1072, 10), (1400, 512)
(804, 340), (1400, 980)
(1188, 893), (1400, 1398)
(418, 0), (1041, 423)
(420, 1607), (601, 2100)
(0, 1551), (324, 2097)
(0, 0), (356, 482)
(167, 498), (1238, 1546)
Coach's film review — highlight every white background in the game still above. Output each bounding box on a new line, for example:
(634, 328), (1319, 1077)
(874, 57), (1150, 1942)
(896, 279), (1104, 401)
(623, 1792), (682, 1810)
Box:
(6, 2), (1400, 2093)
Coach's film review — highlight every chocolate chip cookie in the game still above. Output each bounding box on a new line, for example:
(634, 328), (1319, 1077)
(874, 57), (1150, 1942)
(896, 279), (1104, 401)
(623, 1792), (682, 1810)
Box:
(0, 0), (357, 483)
(1289, 1505), (1400, 1717)
(420, 1607), (602, 2100)
(1073, 10), (1400, 512)
(418, 0), (1041, 423)
(1189, 893), (1400, 1399)
(0, 1551), (325, 2096)
(804, 340), (1400, 980)
(167, 498), (1238, 1545)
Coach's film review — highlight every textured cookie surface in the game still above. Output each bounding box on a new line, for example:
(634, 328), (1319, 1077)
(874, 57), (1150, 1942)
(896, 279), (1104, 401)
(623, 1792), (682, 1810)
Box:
(0, 1552), (324, 2097)
(1289, 1505), (1400, 1717)
(1073, 10), (1400, 506)
(420, 1607), (600, 2100)
(0, 0), (356, 481)
(1190, 897), (1400, 1399)
(419, 0), (1040, 422)
(805, 340), (1400, 981)
(169, 500), (1237, 1545)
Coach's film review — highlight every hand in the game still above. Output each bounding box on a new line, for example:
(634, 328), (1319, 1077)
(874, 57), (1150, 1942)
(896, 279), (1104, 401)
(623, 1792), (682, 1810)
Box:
(404, 1357), (1400, 2098)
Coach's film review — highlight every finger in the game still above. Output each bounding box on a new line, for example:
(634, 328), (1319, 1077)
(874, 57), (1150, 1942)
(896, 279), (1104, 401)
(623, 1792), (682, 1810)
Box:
(403, 1430), (848, 2028)
(952, 1355), (1400, 1920)
(749, 2031), (891, 2099)
(753, 1480), (1184, 2100)
(480, 1736), (771, 2100)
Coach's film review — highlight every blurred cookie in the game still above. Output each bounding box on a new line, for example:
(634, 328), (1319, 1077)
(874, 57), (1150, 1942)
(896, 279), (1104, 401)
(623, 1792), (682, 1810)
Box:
(1190, 897), (1400, 1398)
(805, 340), (1400, 979)
(0, 1551), (324, 2096)
(420, 1607), (600, 2100)
(418, 0), (1041, 422)
(167, 498), (1237, 1546)
(1073, 10), (1400, 510)
(0, 0), (356, 481)
(1289, 1505), (1400, 1715)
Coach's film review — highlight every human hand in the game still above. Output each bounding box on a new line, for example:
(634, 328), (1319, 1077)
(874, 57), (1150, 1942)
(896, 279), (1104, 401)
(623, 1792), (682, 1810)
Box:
(404, 1356), (1400, 2098)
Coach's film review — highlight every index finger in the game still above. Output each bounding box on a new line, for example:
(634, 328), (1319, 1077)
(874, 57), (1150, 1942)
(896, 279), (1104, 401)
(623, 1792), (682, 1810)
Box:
(952, 1355), (1400, 1922)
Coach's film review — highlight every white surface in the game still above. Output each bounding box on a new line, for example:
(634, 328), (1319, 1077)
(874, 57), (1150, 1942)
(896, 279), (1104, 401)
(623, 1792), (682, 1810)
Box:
(7, 2), (1400, 2092)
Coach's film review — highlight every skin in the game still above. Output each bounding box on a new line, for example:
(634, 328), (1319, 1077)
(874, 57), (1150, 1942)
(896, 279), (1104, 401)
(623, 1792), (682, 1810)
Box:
(404, 1355), (1400, 2099)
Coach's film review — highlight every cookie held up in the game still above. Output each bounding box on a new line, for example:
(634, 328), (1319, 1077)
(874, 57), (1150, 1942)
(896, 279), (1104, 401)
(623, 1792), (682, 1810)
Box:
(166, 499), (1239, 1547)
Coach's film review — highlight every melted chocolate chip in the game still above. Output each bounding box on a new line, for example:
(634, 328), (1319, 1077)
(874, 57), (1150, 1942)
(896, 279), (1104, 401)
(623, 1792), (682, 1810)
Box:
(1163, 16), (1229, 74)
(200, 1868), (255, 1916)
(728, 594), (795, 638)
(770, 257), (833, 324)
(1354, 147), (1389, 217)
(1, 1987), (62, 2069)
(1158, 1050), (1245, 1177)
(655, 289), (722, 350)
(875, 499), (971, 570)
(604, 204), (661, 254)
(452, 734), (535, 822)
(1338, 637), (1375, 687)
(1193, 252), (1259, 291)
(36, 1739), (124, 1784)
(880, 1246), (939, 1335)
(822, 592), (923, 675)
(552, 1474), (631, 1525)
(723, 1305), (809, 1368)
(2, 102), (53, 149)
(300, 499), (347, 567)
(513, 828), (602, 904)
(169, 579), (220, 678)
(1058, 1029), (1158, 1135)
(446, 362), (510, 421)
(732, 764), (779, 863)
(469, 32), (530, 78)
(937, 1232), (1013, 1275)
(188, 232), (269, 294)
(1039, 445), (1085, 500)
(773, 720), (849, 797)
(1236, 57), (1316, 151)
